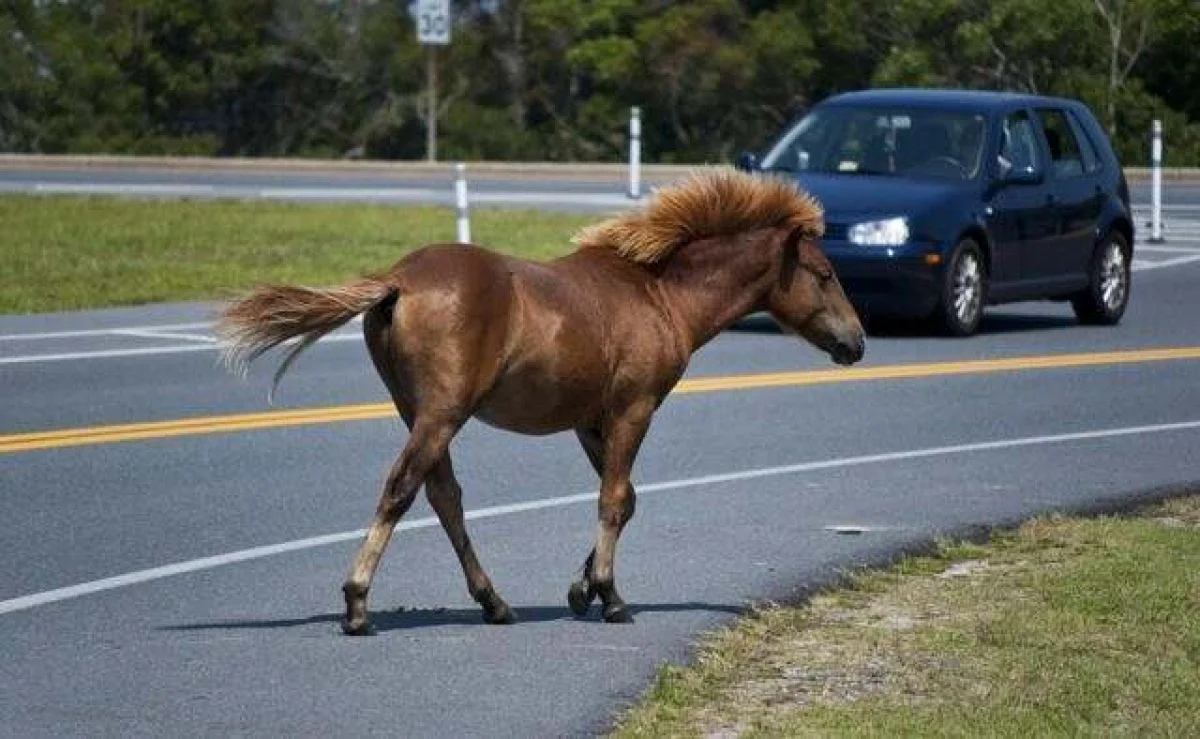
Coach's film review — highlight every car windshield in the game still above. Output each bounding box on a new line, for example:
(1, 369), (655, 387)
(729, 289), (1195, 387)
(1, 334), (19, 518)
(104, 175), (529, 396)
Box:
(760, 106), (987, 181)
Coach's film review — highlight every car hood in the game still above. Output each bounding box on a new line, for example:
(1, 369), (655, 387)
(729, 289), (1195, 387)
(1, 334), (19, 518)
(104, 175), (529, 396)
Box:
(792, 172), (961, 222)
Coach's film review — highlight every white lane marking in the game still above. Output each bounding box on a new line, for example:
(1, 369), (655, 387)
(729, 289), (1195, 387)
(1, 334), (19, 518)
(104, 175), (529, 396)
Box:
(0, 322), (214, 341)
(0, 332), (363, 365)
(20, 181), (632, 208)
(256, 187), (443, 201)
(1133, 205), (1200, 212)
(1136, 245), (1200, 254)
(472, 190), (631, 207)
(0, 344), (218, 364)
(0, 315), (362, 343)
(0, 338), (361, 364)
(258, 187), (630, 207)
(112, 329), (217, 344)
(1131, 254), (1200, 272)
(34, 183), (217, 196)
(1, 418), (1198, 617)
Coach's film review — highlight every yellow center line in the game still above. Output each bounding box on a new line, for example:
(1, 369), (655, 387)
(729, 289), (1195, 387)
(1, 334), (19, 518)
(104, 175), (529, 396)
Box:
(4, 346), (1200, 455)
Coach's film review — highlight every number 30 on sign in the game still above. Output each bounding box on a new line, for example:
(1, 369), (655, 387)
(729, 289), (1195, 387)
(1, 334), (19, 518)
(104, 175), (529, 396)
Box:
(416, 0), (450, 45)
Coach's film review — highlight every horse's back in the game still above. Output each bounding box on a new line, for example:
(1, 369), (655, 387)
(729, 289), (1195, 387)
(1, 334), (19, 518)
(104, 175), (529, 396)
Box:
(379, 243), (686, 434)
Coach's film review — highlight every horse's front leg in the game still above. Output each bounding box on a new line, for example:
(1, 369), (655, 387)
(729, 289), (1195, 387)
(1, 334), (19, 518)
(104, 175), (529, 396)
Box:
(570, 406), (651, 623)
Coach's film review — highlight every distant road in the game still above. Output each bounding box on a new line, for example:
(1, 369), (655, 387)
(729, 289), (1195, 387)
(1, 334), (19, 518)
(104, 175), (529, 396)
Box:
(0, 165), (637, 212)
(2, 159), (1199, 212)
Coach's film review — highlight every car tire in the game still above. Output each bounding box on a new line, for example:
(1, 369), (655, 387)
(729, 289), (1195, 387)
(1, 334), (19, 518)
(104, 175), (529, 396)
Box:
(1072, 232), (1130, 325)
(935, 239), (987, 337)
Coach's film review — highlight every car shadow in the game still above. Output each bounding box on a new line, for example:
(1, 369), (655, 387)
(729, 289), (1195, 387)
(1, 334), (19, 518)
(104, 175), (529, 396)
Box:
(160, 602), (746, 633)
(732, 312), (1080, 338)
(867, 312), (1079, 337)
(728, 314), (783, 334)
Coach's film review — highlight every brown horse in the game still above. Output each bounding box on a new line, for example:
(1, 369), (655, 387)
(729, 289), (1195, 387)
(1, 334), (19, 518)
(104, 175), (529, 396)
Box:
(217, 167), (864, 635)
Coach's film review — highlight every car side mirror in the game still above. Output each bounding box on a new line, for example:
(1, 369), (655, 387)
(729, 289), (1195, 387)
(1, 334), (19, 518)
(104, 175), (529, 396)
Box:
(735, 151), (760, 172)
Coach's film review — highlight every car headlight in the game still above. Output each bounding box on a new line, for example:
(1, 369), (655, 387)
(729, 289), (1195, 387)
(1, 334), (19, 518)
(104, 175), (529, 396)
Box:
(848, 217), (909, 246)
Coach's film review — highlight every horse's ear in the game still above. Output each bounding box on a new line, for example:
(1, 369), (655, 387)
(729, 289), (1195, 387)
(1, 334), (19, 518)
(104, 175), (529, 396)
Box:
(785, 225), (834, 280)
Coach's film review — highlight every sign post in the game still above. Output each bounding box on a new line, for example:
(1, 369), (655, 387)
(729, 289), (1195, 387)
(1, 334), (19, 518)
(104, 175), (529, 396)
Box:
(416, 0), (450, 162)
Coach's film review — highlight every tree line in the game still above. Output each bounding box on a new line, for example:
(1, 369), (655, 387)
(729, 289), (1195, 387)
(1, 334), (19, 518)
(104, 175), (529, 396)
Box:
(2, 0), (1198, 165)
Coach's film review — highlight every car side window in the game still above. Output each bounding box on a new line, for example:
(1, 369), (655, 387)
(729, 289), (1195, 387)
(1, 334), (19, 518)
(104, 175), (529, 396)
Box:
(1036, 108), (1087, 179)
(999, 112), (1042, 177)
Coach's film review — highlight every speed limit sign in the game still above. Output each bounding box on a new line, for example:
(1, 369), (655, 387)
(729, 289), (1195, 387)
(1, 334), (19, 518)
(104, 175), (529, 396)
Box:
(416, 0), (450, 45)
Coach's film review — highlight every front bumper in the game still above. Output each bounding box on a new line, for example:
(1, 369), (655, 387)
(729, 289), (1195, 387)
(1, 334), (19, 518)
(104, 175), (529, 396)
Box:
(823, 240), (945, 320)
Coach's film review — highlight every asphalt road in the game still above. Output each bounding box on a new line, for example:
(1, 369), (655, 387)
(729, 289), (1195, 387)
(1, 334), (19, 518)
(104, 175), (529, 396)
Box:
(2, 185), (1200, 736)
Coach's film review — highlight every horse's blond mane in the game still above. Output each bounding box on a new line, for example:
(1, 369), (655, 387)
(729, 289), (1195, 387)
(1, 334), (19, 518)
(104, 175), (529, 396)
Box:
(572, 167), (824, 264)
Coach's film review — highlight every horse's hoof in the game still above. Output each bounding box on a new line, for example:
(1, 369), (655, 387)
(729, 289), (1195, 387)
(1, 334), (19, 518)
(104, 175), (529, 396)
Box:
(603, 604), (634, 624)
(341, 617), (375, 636)
(567, 579), (595, 617)
(483, 603), (518, 625)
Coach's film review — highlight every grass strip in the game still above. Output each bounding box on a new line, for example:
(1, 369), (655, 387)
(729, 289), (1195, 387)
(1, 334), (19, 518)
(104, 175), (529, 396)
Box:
(614, 496), (1200, 737)
(0, 195), (593, 314)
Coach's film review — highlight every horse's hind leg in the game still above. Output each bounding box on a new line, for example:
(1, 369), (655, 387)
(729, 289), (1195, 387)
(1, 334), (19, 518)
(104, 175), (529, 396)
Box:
(341, 417), (458, 636)
(425, 455), (515, 624)
(569, 411), (649, 624)
(568, 427), (636, 618)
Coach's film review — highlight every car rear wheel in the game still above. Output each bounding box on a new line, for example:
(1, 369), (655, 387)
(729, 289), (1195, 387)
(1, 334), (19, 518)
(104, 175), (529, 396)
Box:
(1072, 232), (1130, 325)
(935, 240), (987, 336)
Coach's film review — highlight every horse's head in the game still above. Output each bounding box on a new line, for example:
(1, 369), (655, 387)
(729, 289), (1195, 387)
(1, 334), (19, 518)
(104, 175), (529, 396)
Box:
(765, 226), (865, 366)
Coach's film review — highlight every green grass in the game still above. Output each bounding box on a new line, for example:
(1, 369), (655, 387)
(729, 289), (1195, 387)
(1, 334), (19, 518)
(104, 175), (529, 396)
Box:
(614, 496), (1200, 738)
(0, 195), (594, 313)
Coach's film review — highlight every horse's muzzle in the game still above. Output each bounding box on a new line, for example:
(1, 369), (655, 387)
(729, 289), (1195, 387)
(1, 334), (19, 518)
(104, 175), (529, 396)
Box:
(828, 333), (866, 366)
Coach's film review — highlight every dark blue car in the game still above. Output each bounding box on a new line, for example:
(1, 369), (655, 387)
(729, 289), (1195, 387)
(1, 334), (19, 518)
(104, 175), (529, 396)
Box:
(739, 89), (1134, 336)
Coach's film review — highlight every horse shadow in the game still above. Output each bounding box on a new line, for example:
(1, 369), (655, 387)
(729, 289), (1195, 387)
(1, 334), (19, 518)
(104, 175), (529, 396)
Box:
(161, 602), (745, 634)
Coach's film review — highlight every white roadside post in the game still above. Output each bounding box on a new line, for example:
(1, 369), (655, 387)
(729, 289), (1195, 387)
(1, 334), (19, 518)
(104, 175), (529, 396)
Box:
(628, 106), (642, 199)
(1150, 119), (1165, 243)
(454, 162), (471, 243)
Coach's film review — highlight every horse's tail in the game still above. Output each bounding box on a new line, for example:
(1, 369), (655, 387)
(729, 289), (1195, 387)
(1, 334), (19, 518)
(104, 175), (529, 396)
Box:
(216, 275), (399, 402)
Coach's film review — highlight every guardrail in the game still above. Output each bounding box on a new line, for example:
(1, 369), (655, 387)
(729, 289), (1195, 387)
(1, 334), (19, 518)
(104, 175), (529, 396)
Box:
(0, 154), (1194, 184)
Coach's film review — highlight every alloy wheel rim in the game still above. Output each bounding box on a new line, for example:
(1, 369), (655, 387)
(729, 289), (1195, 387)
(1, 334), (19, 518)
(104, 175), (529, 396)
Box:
(953, 253), (982, 325)
(1100, 243), (1127, 311)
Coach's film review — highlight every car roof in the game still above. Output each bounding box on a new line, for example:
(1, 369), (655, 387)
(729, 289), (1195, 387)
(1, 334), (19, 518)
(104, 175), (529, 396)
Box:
(820, 88), (1077, 113)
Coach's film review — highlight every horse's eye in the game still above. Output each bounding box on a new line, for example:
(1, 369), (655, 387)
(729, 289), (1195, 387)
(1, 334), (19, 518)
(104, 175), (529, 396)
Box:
(818, 269), (834, 285)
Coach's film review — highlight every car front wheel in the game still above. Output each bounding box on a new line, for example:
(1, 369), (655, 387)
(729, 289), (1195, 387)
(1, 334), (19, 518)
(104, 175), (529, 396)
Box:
(935, 240), (987, 336)
(1072, 232), (1130, 325)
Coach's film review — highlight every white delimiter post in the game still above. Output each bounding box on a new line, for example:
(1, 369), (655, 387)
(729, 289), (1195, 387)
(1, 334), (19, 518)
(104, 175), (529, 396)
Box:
(628, 106), (642, 200)
(455, 162), (471, 244)
(1150, 119), (1165, 243)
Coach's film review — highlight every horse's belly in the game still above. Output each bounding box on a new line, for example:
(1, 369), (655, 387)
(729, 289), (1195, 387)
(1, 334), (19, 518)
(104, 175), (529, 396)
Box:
(473, 370), (599, 436)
